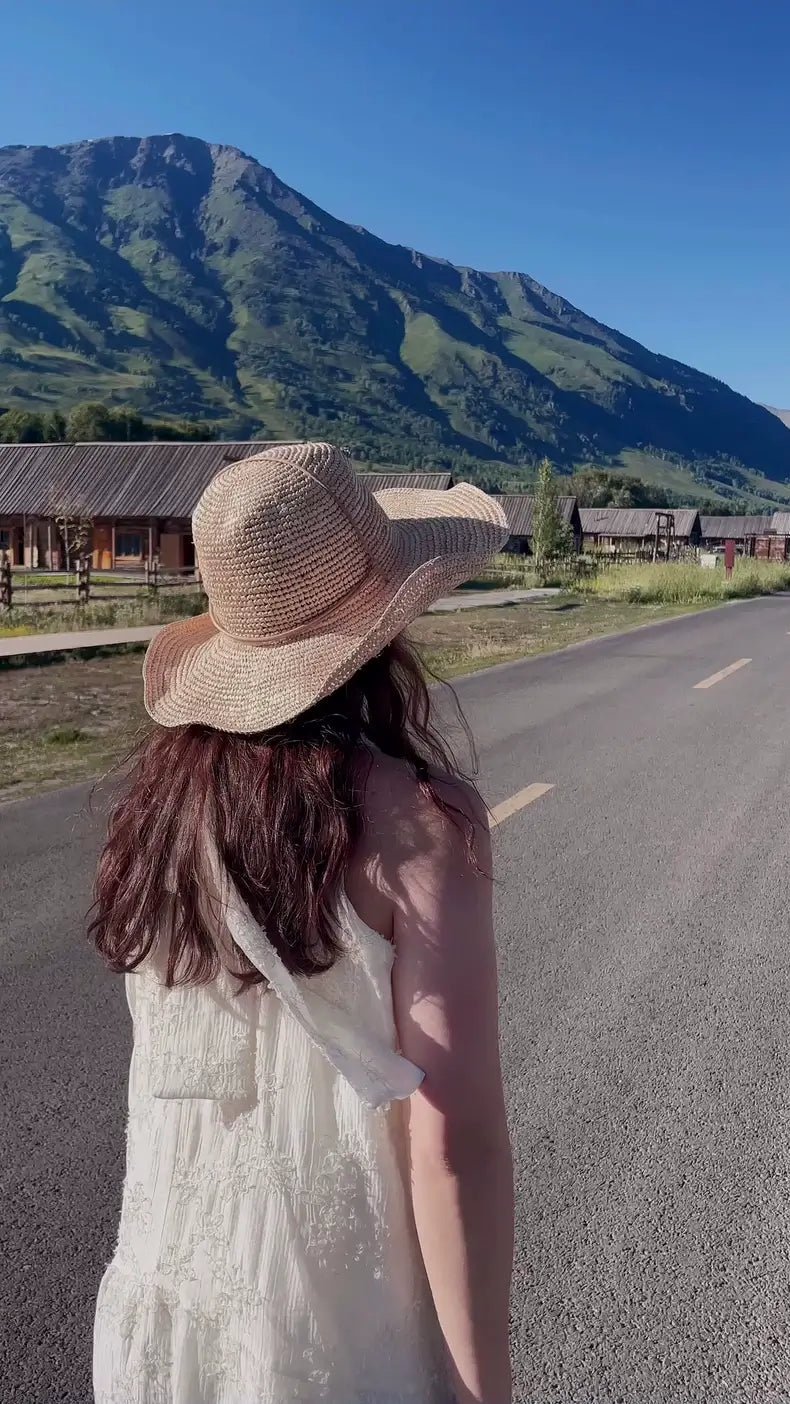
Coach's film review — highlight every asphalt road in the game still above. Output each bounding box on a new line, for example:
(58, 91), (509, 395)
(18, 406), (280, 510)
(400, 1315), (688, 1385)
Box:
(3, 595), (790, 1403)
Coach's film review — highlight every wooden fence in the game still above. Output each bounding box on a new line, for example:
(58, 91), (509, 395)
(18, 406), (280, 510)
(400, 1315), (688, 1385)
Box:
(0, 555), (204, 612)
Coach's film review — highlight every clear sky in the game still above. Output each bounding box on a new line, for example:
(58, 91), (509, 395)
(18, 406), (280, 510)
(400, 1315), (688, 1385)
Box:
(1, 0), (788, 405)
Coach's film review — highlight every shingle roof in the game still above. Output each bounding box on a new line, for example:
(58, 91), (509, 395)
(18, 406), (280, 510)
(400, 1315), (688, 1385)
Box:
(357, 472), (454, 490)
(0, 443), (453, 518)
(770, 512), (790, 535)
(580, 507), (700, 538)
(491, 495), (578, 537)
(699, 514), (773, 540)
(0, 441), (277, 518)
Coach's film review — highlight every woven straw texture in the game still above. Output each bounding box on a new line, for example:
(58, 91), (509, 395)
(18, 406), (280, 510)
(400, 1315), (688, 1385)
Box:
(143, 442), (507, 733)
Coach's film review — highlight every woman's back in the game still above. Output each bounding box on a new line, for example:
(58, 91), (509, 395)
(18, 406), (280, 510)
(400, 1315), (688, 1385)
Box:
(94, 756), (458, 1402)
(91, 443), (513, 1403)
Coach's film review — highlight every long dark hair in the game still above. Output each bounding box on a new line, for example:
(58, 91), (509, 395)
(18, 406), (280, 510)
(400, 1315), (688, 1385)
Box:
(90, 637), (475, 991)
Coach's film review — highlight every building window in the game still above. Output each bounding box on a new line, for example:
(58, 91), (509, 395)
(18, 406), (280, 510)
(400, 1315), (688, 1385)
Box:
(0, 529), (10, 555)
(116, 532), (142, 558)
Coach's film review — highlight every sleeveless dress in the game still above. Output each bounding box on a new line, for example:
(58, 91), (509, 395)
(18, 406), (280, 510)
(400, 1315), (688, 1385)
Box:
(93, 866), (453, 1403)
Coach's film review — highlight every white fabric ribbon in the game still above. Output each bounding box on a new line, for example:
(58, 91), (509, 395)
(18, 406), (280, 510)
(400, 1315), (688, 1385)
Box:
(205, 836), (424, 1111)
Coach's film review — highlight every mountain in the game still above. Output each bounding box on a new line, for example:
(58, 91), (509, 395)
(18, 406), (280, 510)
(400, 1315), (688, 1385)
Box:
(0, 133), (788, 502)
(765, 406), (790, 431)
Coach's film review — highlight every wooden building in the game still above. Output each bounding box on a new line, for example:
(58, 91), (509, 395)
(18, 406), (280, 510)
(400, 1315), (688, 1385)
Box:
(580, 507), (701, 552)
(491, 494), (582, 555)
(699, 514), (774, 552)
(0, 441), (453, 570)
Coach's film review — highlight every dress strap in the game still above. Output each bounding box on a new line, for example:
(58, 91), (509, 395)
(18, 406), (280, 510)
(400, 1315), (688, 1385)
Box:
(205, 836), (424, 1111)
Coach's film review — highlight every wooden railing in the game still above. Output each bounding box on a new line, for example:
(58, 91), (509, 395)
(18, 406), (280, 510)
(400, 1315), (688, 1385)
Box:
(0, 556), (204, 611)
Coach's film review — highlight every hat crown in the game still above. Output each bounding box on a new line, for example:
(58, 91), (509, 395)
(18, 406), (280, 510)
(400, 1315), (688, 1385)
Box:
(194, 443), (397, 641)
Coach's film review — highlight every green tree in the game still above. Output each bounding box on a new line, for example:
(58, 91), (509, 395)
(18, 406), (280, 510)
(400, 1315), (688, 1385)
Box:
(66, 402), (115, 442)
(107, 406), (147, 440)
(43, 410), (67, 442)
(570, 467), (678, 510)
(532, 458), (572, 580)
(0, 409), (48, 442)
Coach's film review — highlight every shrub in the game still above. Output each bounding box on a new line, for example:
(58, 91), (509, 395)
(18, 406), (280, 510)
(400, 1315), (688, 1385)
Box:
(45, 726), (85, 745)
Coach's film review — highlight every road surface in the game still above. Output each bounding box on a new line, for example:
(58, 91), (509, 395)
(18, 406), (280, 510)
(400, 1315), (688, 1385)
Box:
(3, 595), (790, 1402)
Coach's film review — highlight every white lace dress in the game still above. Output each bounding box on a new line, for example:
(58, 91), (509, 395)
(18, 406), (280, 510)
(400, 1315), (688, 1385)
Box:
(93, 873), (453, 1403)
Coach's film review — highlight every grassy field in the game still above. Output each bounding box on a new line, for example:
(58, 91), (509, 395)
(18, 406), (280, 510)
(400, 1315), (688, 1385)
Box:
(9, 573), (146, 588)
(1, 595), (695, 802)
(0, 591), (204, 639)
(410, 595), (695, 677)
(2, 557), (787, 802)
(581, 558), (790, 604)
(3, 556), (786, 641)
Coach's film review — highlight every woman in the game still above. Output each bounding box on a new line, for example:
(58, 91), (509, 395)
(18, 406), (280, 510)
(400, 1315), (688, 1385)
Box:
(91, 442), (514, 1403)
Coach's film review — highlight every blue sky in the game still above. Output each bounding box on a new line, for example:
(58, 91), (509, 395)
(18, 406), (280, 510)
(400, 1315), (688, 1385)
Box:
(1, 0), (788, 405)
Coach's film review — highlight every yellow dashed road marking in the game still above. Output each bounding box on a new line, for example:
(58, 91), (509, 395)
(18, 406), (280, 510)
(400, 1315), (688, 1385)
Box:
(489, 783), (555, 828)
(693, 658), (751, 690)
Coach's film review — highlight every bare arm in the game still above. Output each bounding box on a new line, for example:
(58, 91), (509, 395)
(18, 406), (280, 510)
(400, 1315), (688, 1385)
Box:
(390, 786), (514, 1404)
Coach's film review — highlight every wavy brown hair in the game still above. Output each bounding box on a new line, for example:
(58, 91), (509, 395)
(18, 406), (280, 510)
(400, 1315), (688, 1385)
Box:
(89, 637), (475, 991)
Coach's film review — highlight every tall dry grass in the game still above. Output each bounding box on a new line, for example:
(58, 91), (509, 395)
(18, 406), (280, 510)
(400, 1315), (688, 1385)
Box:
(579, 559), (790, 604)
(0, 592), (205, 638)
(477, 554), (540, 589)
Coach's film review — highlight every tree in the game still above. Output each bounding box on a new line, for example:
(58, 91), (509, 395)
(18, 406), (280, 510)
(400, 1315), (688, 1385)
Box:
(570, 467), (675, 509)
(0, 398), (224, 444)
(43, 410), (67, 442)
(66, 402), (115, 442)
(532, 458), (572, 580)
(107, 406), (147, 441)
(0, 410), (48, 443)
(47, 483), (93, 571)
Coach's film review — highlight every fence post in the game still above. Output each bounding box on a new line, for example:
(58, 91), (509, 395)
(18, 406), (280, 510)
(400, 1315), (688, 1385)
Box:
(0, 552), (11, 611)
(77, 555), (91, 605)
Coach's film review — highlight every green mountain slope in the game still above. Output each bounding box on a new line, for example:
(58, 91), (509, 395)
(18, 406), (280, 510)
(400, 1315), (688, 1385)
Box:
(0, 133), (788, 501)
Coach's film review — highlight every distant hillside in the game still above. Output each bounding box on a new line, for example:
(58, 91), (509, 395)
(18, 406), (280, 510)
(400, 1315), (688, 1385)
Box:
(765, 406), (790, 430)
(0, 133), (789, 503)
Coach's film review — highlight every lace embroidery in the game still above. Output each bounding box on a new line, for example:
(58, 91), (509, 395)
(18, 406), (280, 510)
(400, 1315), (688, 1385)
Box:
(94, 893), (448, 1403)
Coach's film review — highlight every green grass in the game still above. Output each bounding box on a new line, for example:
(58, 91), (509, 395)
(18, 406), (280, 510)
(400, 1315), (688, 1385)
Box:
(412, 595), (697, 679)
(0, 590), (204, 638)
(580, 559), (790, 605)
(9, 572), (144, 588)
(45, 725), (86, 746)
(2, 595), (696, 800)
(501, 321), (653, 394)
(476, 554), (540, 589)
(614, 450), (721, 503)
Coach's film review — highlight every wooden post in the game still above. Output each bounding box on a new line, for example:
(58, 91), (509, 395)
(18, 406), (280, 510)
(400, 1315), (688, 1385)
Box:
(0, 552), (12, 611)
(148, 522), (154, 570)
(77, 555), (91, 605)
(111, 521), (116, 571)
(25, 517), (33, 569)
(724, 539), (736, 578)
(47, 519), (53, 570)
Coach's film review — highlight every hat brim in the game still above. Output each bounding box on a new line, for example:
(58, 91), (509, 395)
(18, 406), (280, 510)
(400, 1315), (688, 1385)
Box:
(143, 483), (507, 733)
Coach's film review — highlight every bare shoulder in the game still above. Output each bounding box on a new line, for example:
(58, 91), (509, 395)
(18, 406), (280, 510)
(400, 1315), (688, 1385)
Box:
(347, 749), (492, 946)
(361, 751), (490, 875)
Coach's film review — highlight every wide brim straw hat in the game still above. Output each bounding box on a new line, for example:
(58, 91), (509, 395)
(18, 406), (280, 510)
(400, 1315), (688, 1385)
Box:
(143, 441), (508, 733)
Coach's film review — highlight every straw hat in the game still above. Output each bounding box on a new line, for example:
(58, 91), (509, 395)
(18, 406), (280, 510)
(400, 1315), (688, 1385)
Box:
(143, 442), (508, 733)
